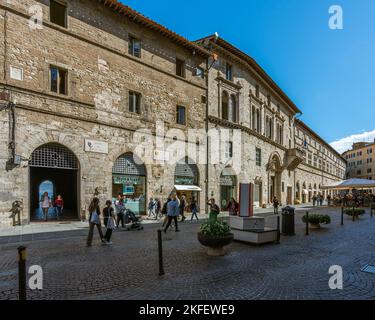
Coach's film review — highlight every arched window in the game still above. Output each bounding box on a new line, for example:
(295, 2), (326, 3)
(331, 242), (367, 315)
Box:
(222, 91), (229, 120)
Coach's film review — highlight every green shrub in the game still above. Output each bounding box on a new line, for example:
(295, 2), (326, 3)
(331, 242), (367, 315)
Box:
(200, 220), (231, 237)
(344, 208), (365, 216)
(302, 214), (331, 225)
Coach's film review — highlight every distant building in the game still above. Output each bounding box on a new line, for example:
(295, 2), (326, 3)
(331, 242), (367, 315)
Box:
(343, 141), (375, 180)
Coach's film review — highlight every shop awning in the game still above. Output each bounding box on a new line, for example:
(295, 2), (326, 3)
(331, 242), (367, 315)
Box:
(174, 185), (202, 192)
(321, 178), (375, 190)
(302, 189), (309, 195)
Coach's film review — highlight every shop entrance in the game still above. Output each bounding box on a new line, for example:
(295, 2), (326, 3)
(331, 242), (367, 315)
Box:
(174, 157), (200, 211)
(112, 153), (146, 215)
(29, 143), (80, 221)
(219, 167), (237, 210)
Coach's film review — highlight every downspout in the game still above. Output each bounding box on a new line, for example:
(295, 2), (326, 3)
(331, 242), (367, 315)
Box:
(205, 57), (209, 213)
(292, 112), (302, 204)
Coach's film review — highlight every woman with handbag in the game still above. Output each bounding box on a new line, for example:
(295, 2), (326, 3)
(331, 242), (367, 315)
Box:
(103, 200), (116, 245)
(86, 197), (105, 247)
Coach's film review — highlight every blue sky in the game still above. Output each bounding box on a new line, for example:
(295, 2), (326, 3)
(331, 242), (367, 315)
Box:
(121, 0), (375, 153)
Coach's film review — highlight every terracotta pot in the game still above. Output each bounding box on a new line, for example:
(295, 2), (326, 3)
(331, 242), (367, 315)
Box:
(197, 232), (233, 256)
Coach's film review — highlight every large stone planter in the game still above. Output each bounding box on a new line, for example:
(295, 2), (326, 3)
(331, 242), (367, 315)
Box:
(309, 223), (321, 229)
(197, 232), (233, 256)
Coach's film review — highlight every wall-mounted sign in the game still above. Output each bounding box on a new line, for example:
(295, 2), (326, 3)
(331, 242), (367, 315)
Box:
(113, 175), (141, 185)
(84, 139), (108, 154)
(10, 66), (23, 81)
(175, 176), (195, 185)
(220, 176), (235, 186)
(154, 150), (170, 162)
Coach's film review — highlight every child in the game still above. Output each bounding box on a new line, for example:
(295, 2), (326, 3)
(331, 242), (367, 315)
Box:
(54, 195), (64, 220)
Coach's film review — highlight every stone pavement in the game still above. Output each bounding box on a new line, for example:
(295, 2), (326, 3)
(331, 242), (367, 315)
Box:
(1, 206), (375, 300)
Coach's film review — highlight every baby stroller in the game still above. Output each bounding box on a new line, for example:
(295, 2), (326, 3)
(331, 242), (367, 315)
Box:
(124, 209), (144, 231)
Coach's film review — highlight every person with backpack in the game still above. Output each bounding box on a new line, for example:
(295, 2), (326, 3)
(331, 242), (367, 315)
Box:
(103, 200), (116, 245)
(87, 197), (105, 247)
(163, 194), (180, 233)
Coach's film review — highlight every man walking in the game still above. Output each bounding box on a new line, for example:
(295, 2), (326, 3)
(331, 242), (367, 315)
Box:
(179, 195), (186, 222)
(163, 194), (180, 233)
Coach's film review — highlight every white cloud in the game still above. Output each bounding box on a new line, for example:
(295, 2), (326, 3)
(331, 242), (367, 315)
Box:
(330, 129), (375, 154)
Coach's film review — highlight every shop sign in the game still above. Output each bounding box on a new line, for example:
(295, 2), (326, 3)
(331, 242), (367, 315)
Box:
(175, 176), (195, 185)
(113, 175), (141, 185)
(84, 139), (108, 154)
(220, 176), (235, 186)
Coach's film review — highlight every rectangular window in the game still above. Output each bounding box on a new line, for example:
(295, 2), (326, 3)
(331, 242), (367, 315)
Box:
(129, 91), (141, 114)
(195, 67), (205, 79)
(128, 36), (141, 58)
(225, 63), (233, 81)
(256, 148), (262, 166)
(176, 105), (186, 125)
(50, 66), (67, 95)
(50, 0), (67, 28)
(176, 58), (185, 78)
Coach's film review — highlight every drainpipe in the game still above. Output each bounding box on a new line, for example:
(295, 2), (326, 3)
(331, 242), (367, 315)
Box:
(292, 112), (302, 205)
(205, 58), (209, 214)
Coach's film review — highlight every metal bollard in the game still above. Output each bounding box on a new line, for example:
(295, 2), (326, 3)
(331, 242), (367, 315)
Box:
(341, 206), (344, 226)
(157, 230), (165, 276)
(18, 246), (27, 300)
(305, 212), (309, 236)
(352, 207), (355, 222)
(276, 215), (280, 244)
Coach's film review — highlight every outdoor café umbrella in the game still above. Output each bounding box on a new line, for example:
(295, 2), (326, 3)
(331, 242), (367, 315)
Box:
(321, 178), (375, 190)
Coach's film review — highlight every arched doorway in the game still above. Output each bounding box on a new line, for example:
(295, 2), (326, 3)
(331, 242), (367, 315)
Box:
(220, 167), (237, 210)
(174, 157), (200, 207)
(29, 143), (80, 221)
(112, 153), (146, 215)
(267, 153), (282, 204)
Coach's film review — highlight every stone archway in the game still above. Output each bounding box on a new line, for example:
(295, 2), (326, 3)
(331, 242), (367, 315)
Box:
(267, 153), (283, 204)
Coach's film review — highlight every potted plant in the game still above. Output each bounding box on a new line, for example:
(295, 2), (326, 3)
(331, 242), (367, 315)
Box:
(198, 220), (233, 256)
(302, 214), (331, 229)
(344, 208), (365, 220)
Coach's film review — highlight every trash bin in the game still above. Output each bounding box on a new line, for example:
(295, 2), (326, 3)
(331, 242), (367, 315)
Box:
(281, 206), (295, 236)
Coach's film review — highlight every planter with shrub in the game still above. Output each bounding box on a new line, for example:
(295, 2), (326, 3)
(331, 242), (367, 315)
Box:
(198, 220), (233, 256)
(302, 214), (331, 229)
(344, 208), (365, 220)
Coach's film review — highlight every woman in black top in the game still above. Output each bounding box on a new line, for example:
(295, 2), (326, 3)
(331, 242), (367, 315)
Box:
(103, 200), (115, 244)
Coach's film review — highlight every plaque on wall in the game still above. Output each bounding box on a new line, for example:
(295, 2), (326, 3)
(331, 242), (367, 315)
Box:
(84, 139), (109, 154)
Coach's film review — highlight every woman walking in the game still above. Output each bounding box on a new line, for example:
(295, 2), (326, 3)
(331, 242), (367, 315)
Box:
(87, 197), (105, 247)
(54, 194), (64, 220)
(40, 192), (52, 221)
(103, 200), (115, 245)
(190, 197), (199, 223)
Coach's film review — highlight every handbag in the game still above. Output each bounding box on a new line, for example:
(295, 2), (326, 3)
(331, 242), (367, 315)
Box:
(90, 211), (100, 225)
(107, 217), (115, 230)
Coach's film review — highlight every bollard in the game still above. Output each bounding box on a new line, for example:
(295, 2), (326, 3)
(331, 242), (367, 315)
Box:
(305, 212), (309, 236)
(157, 230), (165, 276)
(18, 246), (26, 300)
(352, 207), (355, 222)
(276, 215), (280, 244)
(341, 206), (344, 226)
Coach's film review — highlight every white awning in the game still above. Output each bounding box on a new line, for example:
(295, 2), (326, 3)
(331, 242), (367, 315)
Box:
(302, 189), (309, 195)
(321, 178), (375, 190)
(174, 185), (202, 192)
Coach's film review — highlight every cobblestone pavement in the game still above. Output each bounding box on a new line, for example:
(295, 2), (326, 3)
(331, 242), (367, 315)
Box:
(1, 207), (375, 300)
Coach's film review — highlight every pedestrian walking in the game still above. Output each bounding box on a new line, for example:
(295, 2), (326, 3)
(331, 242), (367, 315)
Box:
(54, 194), (64, 220)
(87, 197), (105, 247)
(40, 192), (52, 221)
(163, 194), (180, 233)
(273, 196), (279, 214)
(161, 197), (171, 228)
(115, 194), (125, 228)
(312, 194), (317, 206)
(190, 197), (199, 223)
(179, 195), (187, 222)
(155, 198), (162, 220)
(148, 198), (156, 218)
(103, 200), (116, 244)
(227, 197), (239, 216)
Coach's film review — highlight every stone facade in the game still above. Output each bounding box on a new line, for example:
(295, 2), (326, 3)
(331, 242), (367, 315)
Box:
(0, 0), (346, 226)
(343, 141), (375, 180)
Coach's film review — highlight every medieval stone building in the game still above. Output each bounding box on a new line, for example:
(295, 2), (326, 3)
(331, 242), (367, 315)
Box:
(0, 0), (346, 226)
